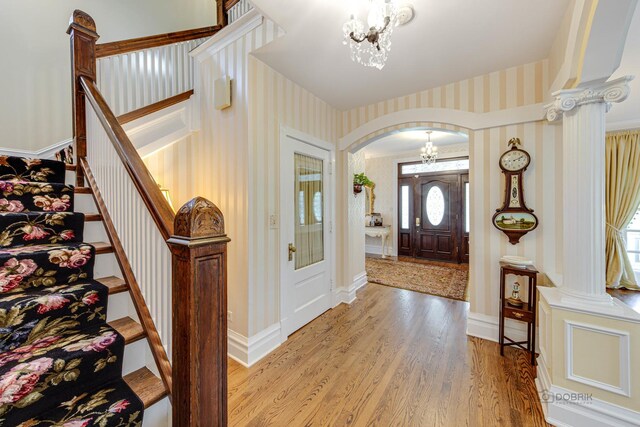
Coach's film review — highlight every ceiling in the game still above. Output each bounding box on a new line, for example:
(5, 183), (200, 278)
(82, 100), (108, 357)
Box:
(362, 128), (468, 159)
(251, 0), (571, 110)
(608, 5), (640, 128)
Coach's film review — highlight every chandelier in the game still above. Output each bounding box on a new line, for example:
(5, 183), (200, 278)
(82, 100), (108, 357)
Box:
(342, 0), (404, 70)
(420, 131), (438, 164)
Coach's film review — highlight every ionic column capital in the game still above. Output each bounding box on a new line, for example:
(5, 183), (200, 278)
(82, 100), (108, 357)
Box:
(545, 76), (634, 122)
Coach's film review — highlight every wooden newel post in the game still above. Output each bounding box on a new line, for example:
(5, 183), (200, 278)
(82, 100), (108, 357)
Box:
(67, 10), (99, 187)
(168, 197), (230, 426)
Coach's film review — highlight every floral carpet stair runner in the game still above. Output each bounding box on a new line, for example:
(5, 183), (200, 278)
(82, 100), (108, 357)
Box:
(0, 157), (143, 426)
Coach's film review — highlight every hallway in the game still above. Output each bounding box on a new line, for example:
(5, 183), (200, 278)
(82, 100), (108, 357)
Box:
(228, 284), (548, 426)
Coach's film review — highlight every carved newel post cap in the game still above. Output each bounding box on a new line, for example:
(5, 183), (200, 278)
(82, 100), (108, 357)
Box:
(67, 10), (98, 36)
(173, 197), (228, 243)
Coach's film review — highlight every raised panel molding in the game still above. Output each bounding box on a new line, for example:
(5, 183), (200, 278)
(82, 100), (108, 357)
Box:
(564, 320), (631, 397)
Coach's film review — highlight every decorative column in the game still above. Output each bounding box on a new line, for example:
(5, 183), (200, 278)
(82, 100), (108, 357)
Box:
(168, 197), (230, 427)
(545, 76), (633, 303)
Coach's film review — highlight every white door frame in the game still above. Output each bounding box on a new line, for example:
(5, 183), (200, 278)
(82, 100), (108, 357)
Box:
(279, 126), (336, 342)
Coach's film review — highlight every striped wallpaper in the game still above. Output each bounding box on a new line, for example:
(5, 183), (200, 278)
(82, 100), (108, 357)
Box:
(248, 57), (340, 335)
(340, 59), (562, 319)
(142, 135), (196, 210)
(143, 14), (563, 338)
(342, 59), (548, 136)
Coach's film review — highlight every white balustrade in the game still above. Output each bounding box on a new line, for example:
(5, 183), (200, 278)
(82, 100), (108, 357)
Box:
(96, 38), (208, 117)
(228, 0), (253, 24)
(86, 106), (173, 357)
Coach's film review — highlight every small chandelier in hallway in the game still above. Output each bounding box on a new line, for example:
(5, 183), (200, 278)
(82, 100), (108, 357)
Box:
(342, 1), (414, 70)
(420, 131), (438, 164)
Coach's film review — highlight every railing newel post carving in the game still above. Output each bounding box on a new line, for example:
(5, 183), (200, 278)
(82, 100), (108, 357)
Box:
(168, 197), (229, 426)
(68, 10), (99, 187)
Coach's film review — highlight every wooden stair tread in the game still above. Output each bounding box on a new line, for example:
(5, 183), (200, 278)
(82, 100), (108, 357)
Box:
(84, 213), (102, 221)
(110, 316), (145, 344)
(98, 276), (128, 294)
(65, 164), (76, 171)
(91, 241), (114, 254)
(124, 367), (167, 408)
(74, 187), (92, 194)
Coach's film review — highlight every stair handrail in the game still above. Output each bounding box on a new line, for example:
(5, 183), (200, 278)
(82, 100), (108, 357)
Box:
(96, 26), (221, 58)
(80, 76), (175, 240)
(69, 10), (229, 425)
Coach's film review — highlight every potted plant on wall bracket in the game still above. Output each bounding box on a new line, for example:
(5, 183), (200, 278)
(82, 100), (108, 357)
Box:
(353, 173), (372, 195)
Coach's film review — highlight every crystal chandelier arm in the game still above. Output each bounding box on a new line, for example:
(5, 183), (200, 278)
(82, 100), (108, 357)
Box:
(380, 16), (391, 34)
(350, 31), (367, 43)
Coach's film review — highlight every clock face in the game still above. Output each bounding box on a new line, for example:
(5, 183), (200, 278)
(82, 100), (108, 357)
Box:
(500, 149), (530, 172)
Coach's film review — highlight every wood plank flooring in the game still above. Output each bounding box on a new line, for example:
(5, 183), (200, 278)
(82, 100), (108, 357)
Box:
(228, 284), (549, 426)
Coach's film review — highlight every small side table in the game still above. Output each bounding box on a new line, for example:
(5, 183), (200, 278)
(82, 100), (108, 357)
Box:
(499, 261), (538, 365)
(365, 226), (391, 258)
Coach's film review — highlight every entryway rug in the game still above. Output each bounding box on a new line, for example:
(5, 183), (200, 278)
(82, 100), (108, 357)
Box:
(366, 257), (469, 301)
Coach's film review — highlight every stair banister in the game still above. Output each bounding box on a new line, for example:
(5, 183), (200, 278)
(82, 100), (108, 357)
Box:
(69, 10), (229, 425)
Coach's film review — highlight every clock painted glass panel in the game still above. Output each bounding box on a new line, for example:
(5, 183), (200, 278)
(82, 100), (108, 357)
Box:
(426, 186), (445, 226)
(494, 212), (537, 231)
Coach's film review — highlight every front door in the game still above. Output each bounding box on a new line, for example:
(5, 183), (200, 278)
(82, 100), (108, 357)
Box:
(414, 175), (461, 261)
(280, 132), (332, 338)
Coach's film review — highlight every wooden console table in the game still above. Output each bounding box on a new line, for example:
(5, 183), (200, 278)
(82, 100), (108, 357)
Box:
(499, 261), (538, 365)
(365, 226), (391, 258)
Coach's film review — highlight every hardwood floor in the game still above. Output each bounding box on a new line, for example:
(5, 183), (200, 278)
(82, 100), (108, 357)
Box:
(228, 284), (549, 426)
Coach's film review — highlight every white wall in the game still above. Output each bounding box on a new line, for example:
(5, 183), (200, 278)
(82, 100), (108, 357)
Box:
(363, 143), (470, 256)
(0, 0), (216, 152)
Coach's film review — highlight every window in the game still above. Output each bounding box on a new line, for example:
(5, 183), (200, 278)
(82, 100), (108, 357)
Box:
(625, 208), (640, 272)
(425, 186), (445, 226)
(465, 182), (470, 233)
(401, 159), (469, 175)
(401, 185), (409, 229)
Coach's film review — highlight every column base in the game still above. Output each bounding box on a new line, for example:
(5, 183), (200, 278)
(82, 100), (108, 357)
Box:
(557, 286), (614, 305)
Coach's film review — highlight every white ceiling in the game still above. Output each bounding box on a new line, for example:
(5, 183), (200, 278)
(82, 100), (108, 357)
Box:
(251, 0), (571, 110)
(608, 5), (640, 128)
(362, 128), (468, 159)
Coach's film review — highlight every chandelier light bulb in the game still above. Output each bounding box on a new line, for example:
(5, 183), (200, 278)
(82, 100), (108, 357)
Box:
(420, 131), (439, 165)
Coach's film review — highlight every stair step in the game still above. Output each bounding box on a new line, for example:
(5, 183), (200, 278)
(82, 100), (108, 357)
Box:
(85, 213), (102, 221)
(110, 316), (145, 344)
(98, 275), (128, 294)
(74, 186), (92, 194)
(65, 164), (76, 171)
(125, 367), (167, 408)
(92, 241), (114, 254)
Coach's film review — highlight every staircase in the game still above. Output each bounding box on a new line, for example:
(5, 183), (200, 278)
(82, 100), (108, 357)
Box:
(0, 156), (164, 425)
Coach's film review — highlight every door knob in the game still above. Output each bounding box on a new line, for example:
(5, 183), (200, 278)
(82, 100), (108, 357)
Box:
(288, 243), (297, 261)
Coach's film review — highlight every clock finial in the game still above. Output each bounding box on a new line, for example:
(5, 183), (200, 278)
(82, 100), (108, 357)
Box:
(508, 137), (521, 148)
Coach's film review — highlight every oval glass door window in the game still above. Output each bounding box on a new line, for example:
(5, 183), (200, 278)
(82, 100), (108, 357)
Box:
(426, 186), (445, 226)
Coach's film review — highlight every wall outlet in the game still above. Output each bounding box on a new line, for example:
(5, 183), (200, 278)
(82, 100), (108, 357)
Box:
(227, 311), (233, 322)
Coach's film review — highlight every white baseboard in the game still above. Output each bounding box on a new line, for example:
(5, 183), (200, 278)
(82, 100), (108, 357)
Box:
(0, 138), (72, 160)
(536, 355), (640, 427)
(466, 311), (528, 343)
(228, 323), (282, 367)
(333, 271), (368, 306)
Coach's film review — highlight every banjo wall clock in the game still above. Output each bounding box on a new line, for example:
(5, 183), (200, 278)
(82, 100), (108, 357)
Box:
(492, 138), (538, 244)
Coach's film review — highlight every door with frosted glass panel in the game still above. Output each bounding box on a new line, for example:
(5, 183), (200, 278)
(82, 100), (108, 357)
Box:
(280, 134), (332, 338)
